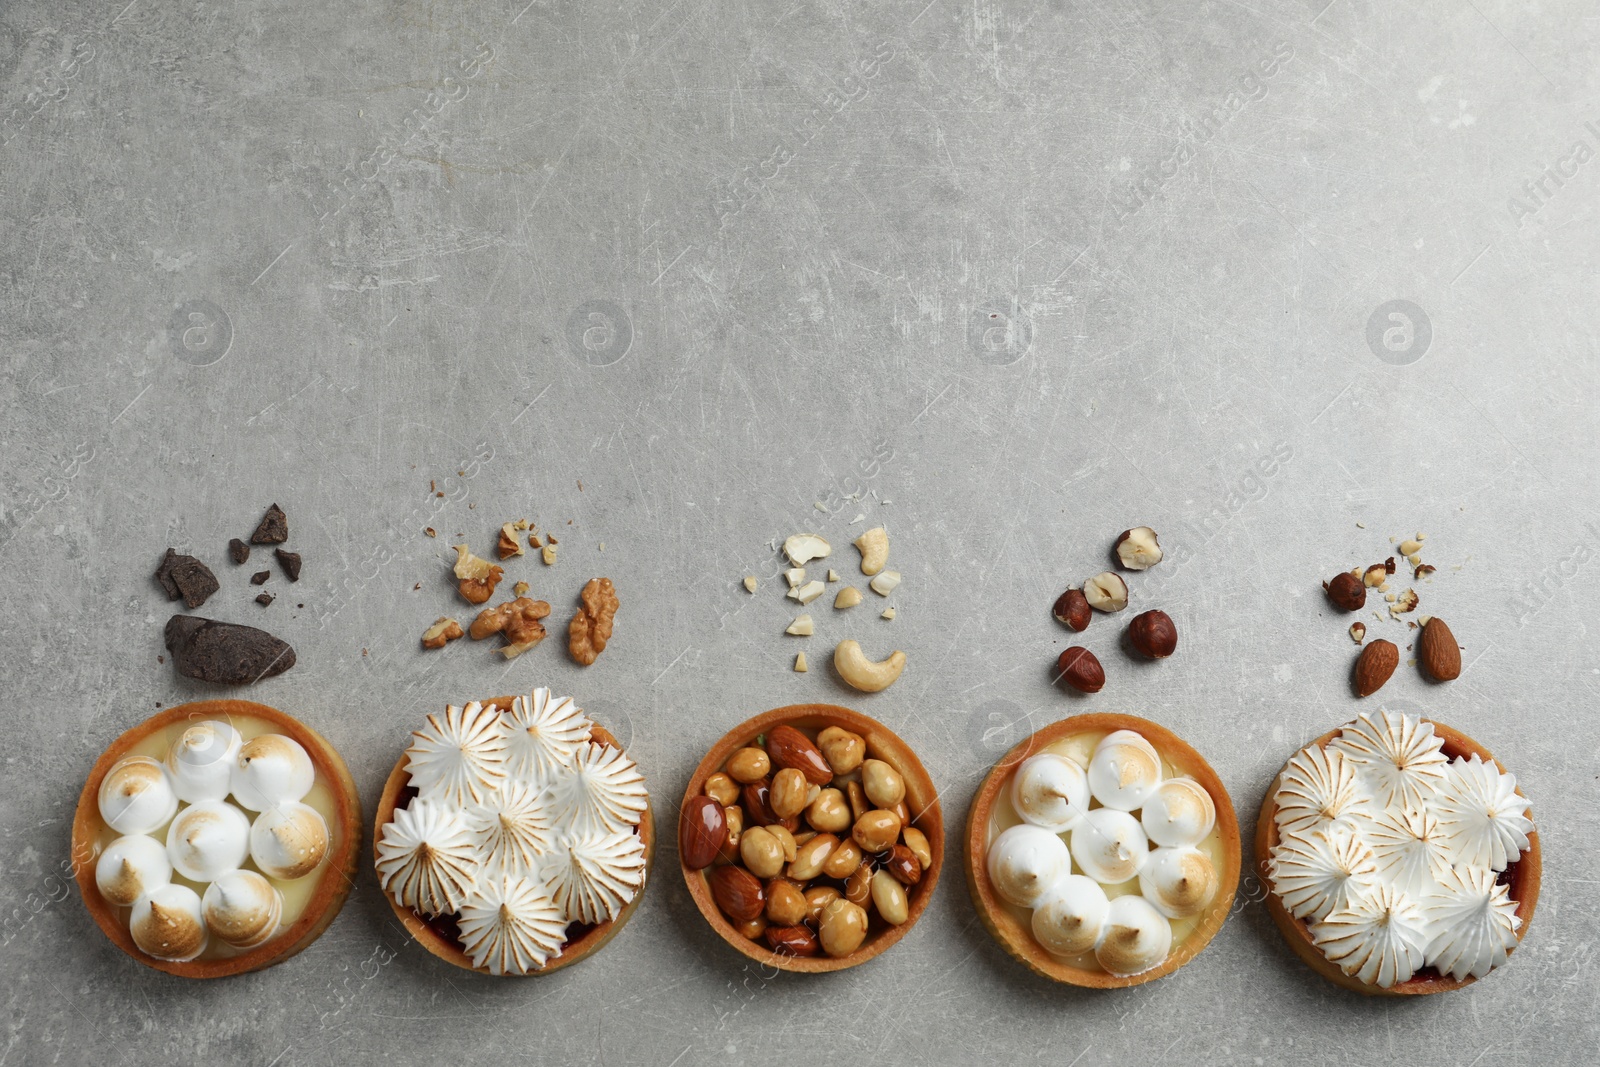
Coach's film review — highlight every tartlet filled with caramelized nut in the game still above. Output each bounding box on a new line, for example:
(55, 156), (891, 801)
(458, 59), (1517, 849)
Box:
(679, 704), (942, 972)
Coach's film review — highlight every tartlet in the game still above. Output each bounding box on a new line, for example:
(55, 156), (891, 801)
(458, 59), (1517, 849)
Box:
(680, 704), (944, 973)
(967, 713), (1240, 988)
(72, 700), (361, 977)
(372, 690), (653, 976)
(1256, 711), (1540, 995)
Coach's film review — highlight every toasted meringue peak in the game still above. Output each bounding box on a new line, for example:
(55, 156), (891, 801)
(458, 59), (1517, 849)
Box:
(1272, 745), (1371, 837)
(987, 824), (1072, 909)
(1267, 825), (1379, 922)
(1070, 808), (1149, 885)
(165, 800), (251, 882)
(249, 801), (330, 880)
(1434, 755), (1533, 871)
(1010, 754), (1091, 833)
(166, 720), (243, 803)
(230, 734), (315, 812)
(545, 743), (648, 838)
(501, 689), (592, 786)
(1031, 875), (1109, 957)
(99, 756), (178, 836)
(95, 834), (172, 908)
(545, 830), (647, 925)
(1086, 730), (1163, 811)
(466, 780), (554, 881)
(458, 876), (569, 974)
(1422, 866), (1522, 980)
(130, 883), (208, 961)
(1366, 806), (1451, 897)
(1141, 777), (1216, 848)
(202, 870), (283, 948)
(1329, 711), (1448, 813)
(1311, 882), (1430, 988)
(1094, 894), (1173, 976)
(376, 798), (479, 917)
(1139, 846), (1218, 920)
(406, 703), (510, 808)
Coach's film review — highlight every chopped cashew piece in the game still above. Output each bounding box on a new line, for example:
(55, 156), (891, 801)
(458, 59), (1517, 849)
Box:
(785, 567), (807, 589)
(743, 576), (759, 594)
(881, 607), (896, 620)
(869, 570), (901, 597)
(834, 587), (863, 609)
(786, 614), (815, 636)
(853, 527), (888, 576)
(792, 580), (825, 605)
(783, 534), (832, 566)
(542, 544), (557, 566)
(833, 639), (906, 693)
(827, 569), (840, 583)
(794, 652), (809, 672)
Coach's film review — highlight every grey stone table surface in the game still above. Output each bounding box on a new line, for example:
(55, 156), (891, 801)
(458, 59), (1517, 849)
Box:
(2, 0), (1597, 1063)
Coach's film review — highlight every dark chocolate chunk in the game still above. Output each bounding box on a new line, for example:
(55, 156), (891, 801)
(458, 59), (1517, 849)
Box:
(255, 592), (274, 606)
(155, 549), (219, 608)
(250, 570), (271, 585)
(249, 504), (288, 544)
(228, 538), (250, 564)
(164, 615), (295, 684)
(274, 549), (302, 582)
(154, 549), (182, 599)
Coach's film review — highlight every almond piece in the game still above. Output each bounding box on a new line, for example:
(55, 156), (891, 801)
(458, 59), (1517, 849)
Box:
(1353, 639), (1399, 697)
(1418, 617), (1462, 682)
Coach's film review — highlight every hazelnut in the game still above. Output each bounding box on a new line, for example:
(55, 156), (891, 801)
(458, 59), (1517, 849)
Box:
(1052, 587), (1091, 631)
(1324, 571), (1366, 611)
(1362, 564), (1388, 587)
(769, 768), (809, 820)
(740, 827), (786, 879)
(805, 788), (852, 834)
(765, 880), (809, 927)
(1349, 621), (1366, 644)
(861, 759), (906, 808)
(704, 772), (739, 807)
(1083, 572), (1129, 612)
(725, 747), (771, 784)
(1057, 646), (1105, 693)
(1114, 526), (1163, 570)
(851, 809), (901, 853)
(816, 726), (865, 775)
(1127, 610), (1177, 659)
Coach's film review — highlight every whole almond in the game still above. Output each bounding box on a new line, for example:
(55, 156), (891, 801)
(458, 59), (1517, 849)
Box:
(679, 795), (727, 871)
(766, 725), (834, 786)
(764, 924), (820, 956)
(709, 864), (766, 923)
(1418, 617), (1462, 681)
(1353, 638), (1399, 697)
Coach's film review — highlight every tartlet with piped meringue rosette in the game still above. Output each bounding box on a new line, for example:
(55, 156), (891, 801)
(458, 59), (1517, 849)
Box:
(71, 701), (361, 977)
(1256, 710), (1540, 995)
(373, 689), (653, 975)
(966, 713), (1240, 988)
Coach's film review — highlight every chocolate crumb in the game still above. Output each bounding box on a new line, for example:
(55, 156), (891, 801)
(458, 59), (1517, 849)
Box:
(256, 592), (274, 606)
(274, 549), (302, 582)
(250, 570), (271, 585)
(164, 615), (295, 684)
(228, 538), (250, 564)
(413, 582), (421, 590)
(296, 603), (304, 609)
(154, 549), (182, 599)
(157, 655), (164, 664)
(249, 503), (288, 544)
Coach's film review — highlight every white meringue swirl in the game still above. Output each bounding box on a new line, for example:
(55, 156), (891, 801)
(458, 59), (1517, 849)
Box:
(1311, 882), (1430, 989)
(1434, 755), (1533, 872)
(457, 876), (569, 975)
(405, 702), (510, 808)
(375, 798), (479, 916)
(544, 830), (647, 925)
(1328, 711), (1448, 813)
(1422, 866), (1521, 980)
(501, 689), (592, 786)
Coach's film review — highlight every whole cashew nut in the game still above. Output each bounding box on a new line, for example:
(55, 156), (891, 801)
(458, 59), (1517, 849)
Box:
(853, 527), (889, 576)
(833, 639), (906, 692)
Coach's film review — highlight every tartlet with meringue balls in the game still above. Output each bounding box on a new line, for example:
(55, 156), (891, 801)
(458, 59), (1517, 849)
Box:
(72, 701), (361, 977)
(1256, 709), (1540, 995)
(967, 713), (1240, 987)
(372, 689), (653, 975)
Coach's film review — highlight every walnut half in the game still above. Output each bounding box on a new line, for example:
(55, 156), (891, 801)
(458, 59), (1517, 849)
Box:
(568, 577), (618, 666)
(453, 543), (505, 604)
(469, 597), (552, 659)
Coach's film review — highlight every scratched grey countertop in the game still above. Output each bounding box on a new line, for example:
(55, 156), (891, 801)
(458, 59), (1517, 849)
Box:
(2, 0), (1597, 1063)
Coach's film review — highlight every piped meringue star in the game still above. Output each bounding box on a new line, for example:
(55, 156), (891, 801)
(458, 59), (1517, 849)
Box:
(544, 830), (647, 925)
(502, 688), (592, 786)
(1434, 755), (1533, 871)
(457, 876), (569, 975)
(1329, 711), (1448, 813)
(1273, 745), (1372, 837)
(466, 780), (553, 881)
(1366, 806), (1452, 897)
(1268, 825), (1380, 922)
(1310, 883), (1430, 989)
(376, 798), (479, 916)
(406, 702), (509, 808)
(546, 743), (648, 837)
(1422, 866), (1522, 980)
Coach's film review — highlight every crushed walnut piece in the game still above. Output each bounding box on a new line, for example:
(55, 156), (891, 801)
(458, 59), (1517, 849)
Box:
(497, 523), (525, 559)
(453, 544), (504, 604)
(568, 577), (618, 665)
(469, 597), (551, 659)
(421, 617), (464, 650)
